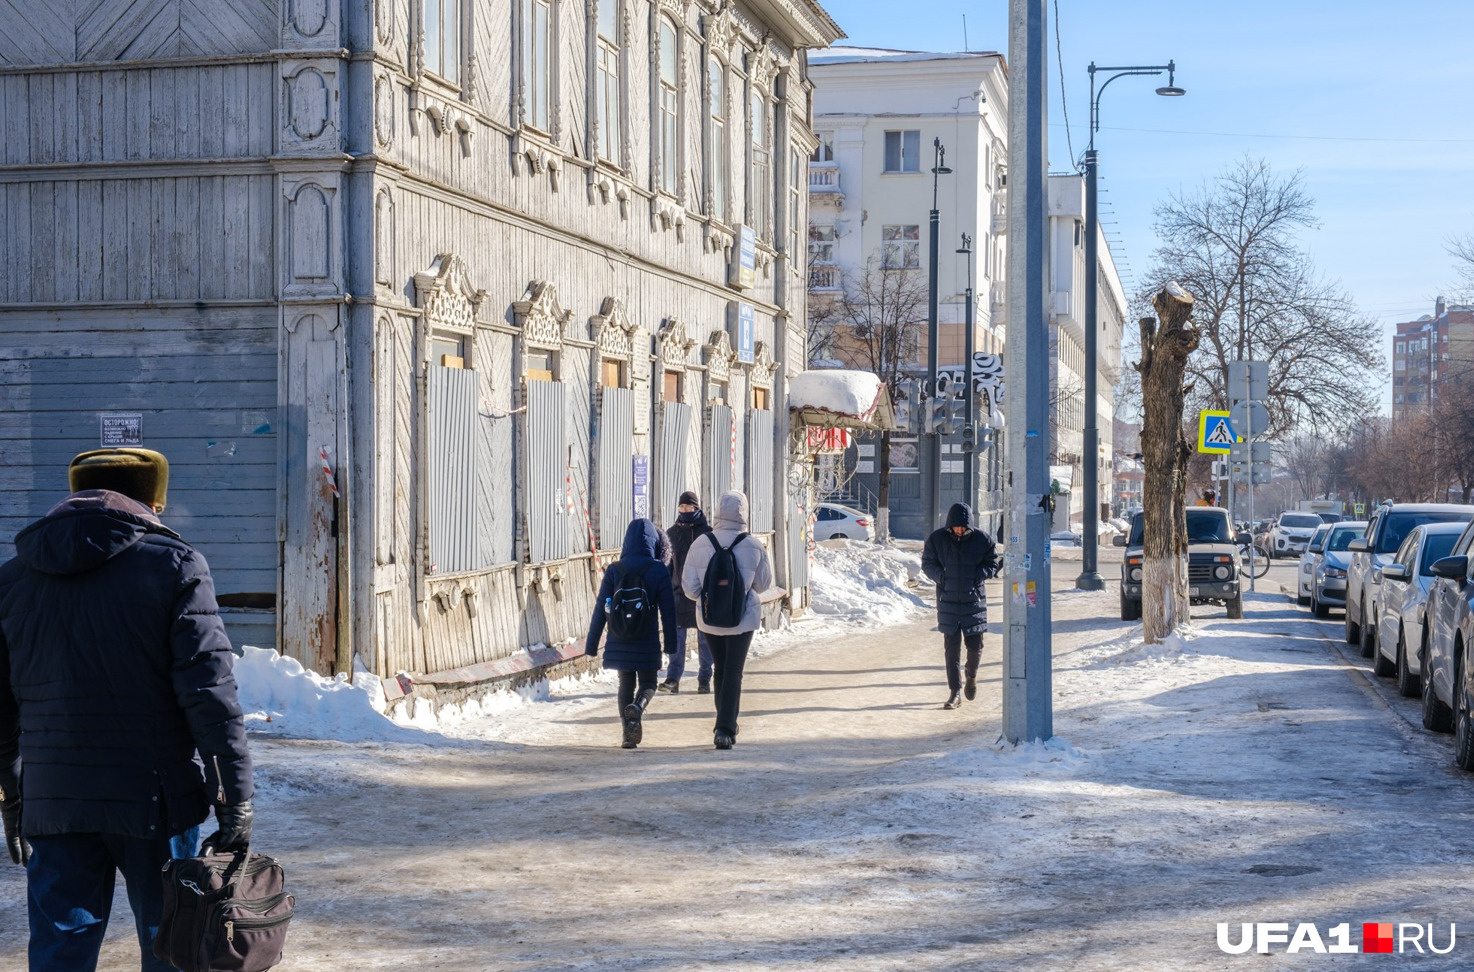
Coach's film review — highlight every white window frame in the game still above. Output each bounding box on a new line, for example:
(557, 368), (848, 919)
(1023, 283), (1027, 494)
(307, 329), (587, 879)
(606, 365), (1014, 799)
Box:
(656, 17), (680, 195)
(789, 145), (803, 259)
(750, 88), (771, 239)
(883, 130), (921, 173)
(595, 0), (622, 165)
(519, 0), (553, 131)
(709, 57), (728, 222)
(424, 0), (463, 83)
(882, 224), (920, 270)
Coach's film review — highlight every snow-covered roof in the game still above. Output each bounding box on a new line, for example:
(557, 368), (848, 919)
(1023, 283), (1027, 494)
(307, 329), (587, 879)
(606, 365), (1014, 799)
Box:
(811, 46), (1000, 66)
(788, 369), (894, 430)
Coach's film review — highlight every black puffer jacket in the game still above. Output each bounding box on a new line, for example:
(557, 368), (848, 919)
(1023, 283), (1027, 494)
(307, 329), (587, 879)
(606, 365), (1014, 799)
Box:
(921, 503), (1002, 635)
(0, 491), (253, 839)
(665, 509), (712, 627)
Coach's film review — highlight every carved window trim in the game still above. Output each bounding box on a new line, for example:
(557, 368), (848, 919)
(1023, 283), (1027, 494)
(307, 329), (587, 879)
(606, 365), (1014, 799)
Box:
(589, 0), (628, 169)
(650, 12), (684, 200)
(749, 340), (777, 389)
(590, 297), (637, 392)
(414, 253), (485, 367)
(513, 0), (560, 138)
(703, 328), (738, 387)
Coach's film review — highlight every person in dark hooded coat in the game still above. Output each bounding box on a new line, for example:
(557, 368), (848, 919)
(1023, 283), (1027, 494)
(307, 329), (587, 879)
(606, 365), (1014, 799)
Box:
(0, 448), (252, 972)
(586, 519), (678, 748)
(659, 490), (713, 694)
(921, 502), (1001, 709)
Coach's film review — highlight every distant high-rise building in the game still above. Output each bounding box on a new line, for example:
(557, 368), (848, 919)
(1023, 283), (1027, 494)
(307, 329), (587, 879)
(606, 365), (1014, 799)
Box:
(1392, 297), (1474, 422)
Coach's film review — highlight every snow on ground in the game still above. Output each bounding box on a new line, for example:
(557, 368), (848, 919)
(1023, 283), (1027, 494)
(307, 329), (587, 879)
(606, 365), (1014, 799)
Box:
(807, 539), (925, 624)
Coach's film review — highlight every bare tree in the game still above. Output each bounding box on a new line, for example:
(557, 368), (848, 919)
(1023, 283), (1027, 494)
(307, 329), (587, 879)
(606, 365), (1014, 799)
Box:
(1137, 283), (1203, 643)
(1451, 233), (1474, 302)
(1281, 435), (1329, 501)
(811, 256), (927, 541)
(1144, 157), (1382, 435)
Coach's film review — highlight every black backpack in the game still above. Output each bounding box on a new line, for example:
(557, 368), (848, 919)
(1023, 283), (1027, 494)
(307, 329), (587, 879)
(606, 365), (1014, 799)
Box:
(606, 562), (656, 641)
(701, 533), (750, 628)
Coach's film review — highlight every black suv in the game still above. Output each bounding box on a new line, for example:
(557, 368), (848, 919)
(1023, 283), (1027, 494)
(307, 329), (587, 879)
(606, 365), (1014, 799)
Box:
(1116, 508), (1246, 621)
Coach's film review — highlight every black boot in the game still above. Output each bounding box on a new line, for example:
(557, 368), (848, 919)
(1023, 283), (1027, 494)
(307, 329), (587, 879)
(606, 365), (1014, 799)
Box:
(657, 679), (679, 694)
(622, 703), (643, 748)
(942, 691), (963, 710)
(637, 686), (657, 711)
(714, 731), (735, 750)
(964, 672), (977, 701)
(696, 680), (711, 695)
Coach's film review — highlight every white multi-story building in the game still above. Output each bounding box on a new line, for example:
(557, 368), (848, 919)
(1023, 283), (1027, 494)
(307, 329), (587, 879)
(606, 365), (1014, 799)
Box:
(1048, 173), (1126, 534)
(805, 48), (1008, 537)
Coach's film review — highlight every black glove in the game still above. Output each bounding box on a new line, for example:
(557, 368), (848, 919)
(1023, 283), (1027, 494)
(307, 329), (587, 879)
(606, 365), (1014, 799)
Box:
(204, 800), (253, 854)
(1, 795), (29, 867)
(585, 642), (599, 657)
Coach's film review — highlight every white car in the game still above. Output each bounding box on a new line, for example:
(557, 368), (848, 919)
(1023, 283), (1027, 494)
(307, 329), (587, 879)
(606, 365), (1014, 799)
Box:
(814, 503), (875, 542)
(1269, 511), (1325, 559)
(1298, 524), (1331, 605)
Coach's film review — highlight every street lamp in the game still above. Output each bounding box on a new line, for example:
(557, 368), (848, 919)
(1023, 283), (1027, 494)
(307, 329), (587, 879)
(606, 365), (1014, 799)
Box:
(957, 233), (975, 505)
(925, 137), (953, 534)
(1075, 59), (1184, 592)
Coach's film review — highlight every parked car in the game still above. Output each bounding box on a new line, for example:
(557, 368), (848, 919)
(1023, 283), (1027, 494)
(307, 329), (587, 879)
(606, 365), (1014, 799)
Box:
(1297, 525), (1331, 605)
(1347, 503), (1474, 659)
(1317, 512), (1345, 524)
(1268, 511), (1325, 559)
(814, 503), (874, 542)
(1309, 521), (1367, 618)
(1115, 508), (1247, 621)
(1421, 521), (1474, 767)
(1373, 522), (1465, 697)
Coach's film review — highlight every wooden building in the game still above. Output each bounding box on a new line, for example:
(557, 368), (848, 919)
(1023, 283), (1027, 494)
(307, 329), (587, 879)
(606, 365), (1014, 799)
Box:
(0, 0), (843, 696)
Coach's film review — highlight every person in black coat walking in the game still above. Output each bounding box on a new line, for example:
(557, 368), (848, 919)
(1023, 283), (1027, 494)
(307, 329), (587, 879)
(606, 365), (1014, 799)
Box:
(586, 518), (678, 748)
(922, 502), (1002, 710)
(0, 448), (253, 972)
(659, 490), (714, 694)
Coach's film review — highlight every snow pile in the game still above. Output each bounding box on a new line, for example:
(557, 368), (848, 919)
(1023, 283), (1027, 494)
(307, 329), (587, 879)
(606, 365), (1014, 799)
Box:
(1085, 628), (1196, 668)
(788, 369), (884, 422)
(234, 646), (440, 743)
(935, 737), (1088, 777)
(808, 540), (926, 623)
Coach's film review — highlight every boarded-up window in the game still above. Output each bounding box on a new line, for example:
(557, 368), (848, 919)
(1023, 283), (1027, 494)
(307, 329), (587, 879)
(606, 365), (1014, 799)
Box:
(663, 370), (681, 402)
(601, 359), (625, 388)
(526, 379), (570, 562)
(597, 387), (635, 546)
(751, 386), (769, 410)
(428, 365), (478, 573)
(657, 401), (693, 527)
(433, 335), (464, 368)
(528, 350), (558, 382)
(747, 408), (774, 532)
(709, 380), (726, 405)
(705, 403), (734, 501)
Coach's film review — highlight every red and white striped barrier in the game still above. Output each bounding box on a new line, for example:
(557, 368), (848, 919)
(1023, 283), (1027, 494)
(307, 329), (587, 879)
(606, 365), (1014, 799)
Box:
(319, 446), (340, 498)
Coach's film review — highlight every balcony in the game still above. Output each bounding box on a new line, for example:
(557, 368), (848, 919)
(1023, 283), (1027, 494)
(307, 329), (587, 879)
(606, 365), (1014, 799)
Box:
(808, 265), (842, 291)
(808, 161), (844, 205)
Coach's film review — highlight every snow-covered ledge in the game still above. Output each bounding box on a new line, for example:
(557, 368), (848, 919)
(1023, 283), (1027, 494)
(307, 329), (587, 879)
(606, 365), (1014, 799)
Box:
(788, 369), (895, 430)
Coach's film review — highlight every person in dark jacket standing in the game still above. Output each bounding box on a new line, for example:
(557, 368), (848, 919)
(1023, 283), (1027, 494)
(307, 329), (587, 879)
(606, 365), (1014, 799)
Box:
(659, 491), (713, 695)
(922, 502), (1002, 710)
(0, 448), (254, 972)
(586, 519), (678, 748)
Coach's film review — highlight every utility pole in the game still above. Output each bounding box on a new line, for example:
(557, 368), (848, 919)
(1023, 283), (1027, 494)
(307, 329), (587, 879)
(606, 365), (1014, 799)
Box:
(1003, 0), (1051, 744)
(959, 233), (976, 505)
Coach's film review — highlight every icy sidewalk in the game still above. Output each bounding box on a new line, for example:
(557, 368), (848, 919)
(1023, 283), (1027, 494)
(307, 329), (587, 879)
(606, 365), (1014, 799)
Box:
(3, 567), (1473, 970)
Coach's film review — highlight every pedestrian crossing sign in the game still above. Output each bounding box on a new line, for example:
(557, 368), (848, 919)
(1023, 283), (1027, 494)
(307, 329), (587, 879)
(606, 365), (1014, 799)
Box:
(1198, 410), (1237, 454)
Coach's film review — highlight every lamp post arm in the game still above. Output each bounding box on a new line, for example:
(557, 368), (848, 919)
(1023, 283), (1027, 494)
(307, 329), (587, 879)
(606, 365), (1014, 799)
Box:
(1089, 68), (1168, 147)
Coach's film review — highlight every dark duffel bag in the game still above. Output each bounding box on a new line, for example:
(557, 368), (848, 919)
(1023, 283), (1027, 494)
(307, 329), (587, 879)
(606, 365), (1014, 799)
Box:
(154, 847), (295, 972)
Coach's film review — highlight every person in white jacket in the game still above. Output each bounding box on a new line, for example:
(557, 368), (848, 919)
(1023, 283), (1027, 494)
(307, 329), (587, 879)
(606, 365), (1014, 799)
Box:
(680, 490), (773, 749)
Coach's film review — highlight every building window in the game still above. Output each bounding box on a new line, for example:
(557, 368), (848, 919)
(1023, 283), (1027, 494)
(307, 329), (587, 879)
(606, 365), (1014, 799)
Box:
(789, 146), (803, 258)
(883, 130), (920, 173)
(520, 0), (552, 129)
(601, 359), (626, 387)
(809, 225), (836, 263)
(811, 132), (834, 163)
(882, 224), (920, 269)
(750, 90), (771, 239)
(663, 370), (682, 402)
(709, 58), (727, 221)
(424, 0), (462, 82)
(752, 386), (769, 410)
(1395, 341), (1405, 354)
(528, 350), (558, 382)
(657, 18), (679, 194)
(595, 0), (621, 164)
(433, 334), (466, 368)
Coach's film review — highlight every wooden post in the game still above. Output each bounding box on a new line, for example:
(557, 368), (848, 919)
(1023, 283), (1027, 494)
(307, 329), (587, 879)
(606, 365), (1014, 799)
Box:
(1137, 282), (1199, 643)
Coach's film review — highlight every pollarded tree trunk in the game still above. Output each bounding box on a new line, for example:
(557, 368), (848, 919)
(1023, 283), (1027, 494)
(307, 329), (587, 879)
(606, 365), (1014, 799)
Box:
(1137, 282), (1200, 643)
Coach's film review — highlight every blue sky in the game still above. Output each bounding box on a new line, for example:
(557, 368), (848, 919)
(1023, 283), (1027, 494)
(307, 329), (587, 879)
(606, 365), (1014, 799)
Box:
(820, 0), (1474, 412)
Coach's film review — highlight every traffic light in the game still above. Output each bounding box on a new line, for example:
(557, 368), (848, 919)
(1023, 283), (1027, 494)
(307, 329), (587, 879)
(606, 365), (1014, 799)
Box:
(893, 379), (916, 433)
(960, 423), (976, 453)
(944, 396), (965, 436)
(927, 392), (948, 434)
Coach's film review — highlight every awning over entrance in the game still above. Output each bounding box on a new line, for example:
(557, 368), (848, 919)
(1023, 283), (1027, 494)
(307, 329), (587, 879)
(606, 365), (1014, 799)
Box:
(788, 369), (896, 431)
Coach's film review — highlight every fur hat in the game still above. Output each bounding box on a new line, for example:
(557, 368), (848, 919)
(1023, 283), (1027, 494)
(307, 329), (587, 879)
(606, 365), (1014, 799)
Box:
(69, 448), (170, 511)
(678, 490), (700, 507)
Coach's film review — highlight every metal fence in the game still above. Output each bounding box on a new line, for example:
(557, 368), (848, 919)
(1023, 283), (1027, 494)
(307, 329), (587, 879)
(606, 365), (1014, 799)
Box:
(657, 401), (692, 528)
(525, 379), (570, 563)
(706, 403), (734, 502)
(747, 408), (774, 532)
(427, 365), (478, 573)
(597, 386), (634, 547)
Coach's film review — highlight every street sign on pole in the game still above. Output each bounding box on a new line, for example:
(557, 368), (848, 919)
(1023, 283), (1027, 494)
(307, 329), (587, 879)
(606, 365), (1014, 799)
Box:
(1227, 359), (1269, 403)
(1230, 400), (1269, 439)
(1198, 410), (1236, 453)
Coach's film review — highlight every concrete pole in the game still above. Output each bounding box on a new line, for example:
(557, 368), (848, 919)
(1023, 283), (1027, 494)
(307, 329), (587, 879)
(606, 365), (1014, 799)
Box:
(963, 237), (976, 504)
(1003, 0), (1053, 743)
(1076, 149), (1104, 590)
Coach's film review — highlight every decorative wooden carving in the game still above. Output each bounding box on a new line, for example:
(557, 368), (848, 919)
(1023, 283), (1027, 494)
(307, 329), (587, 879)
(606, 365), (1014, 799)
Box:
(749, 340), (777, 387)
(657, 317), (697, 369)
(374, 0), (395, 45)
(414, 254), (486, 332)
(286, 67), (330, 141)
(374, 74), (395, 147)
(288, 0), (330, 37)
(591, 297), (637, 359)
(703, 328), (737, 383)
(289, 184), (332, 281)
(513, 281), (573, 349)
(374, 189), (395, 287)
